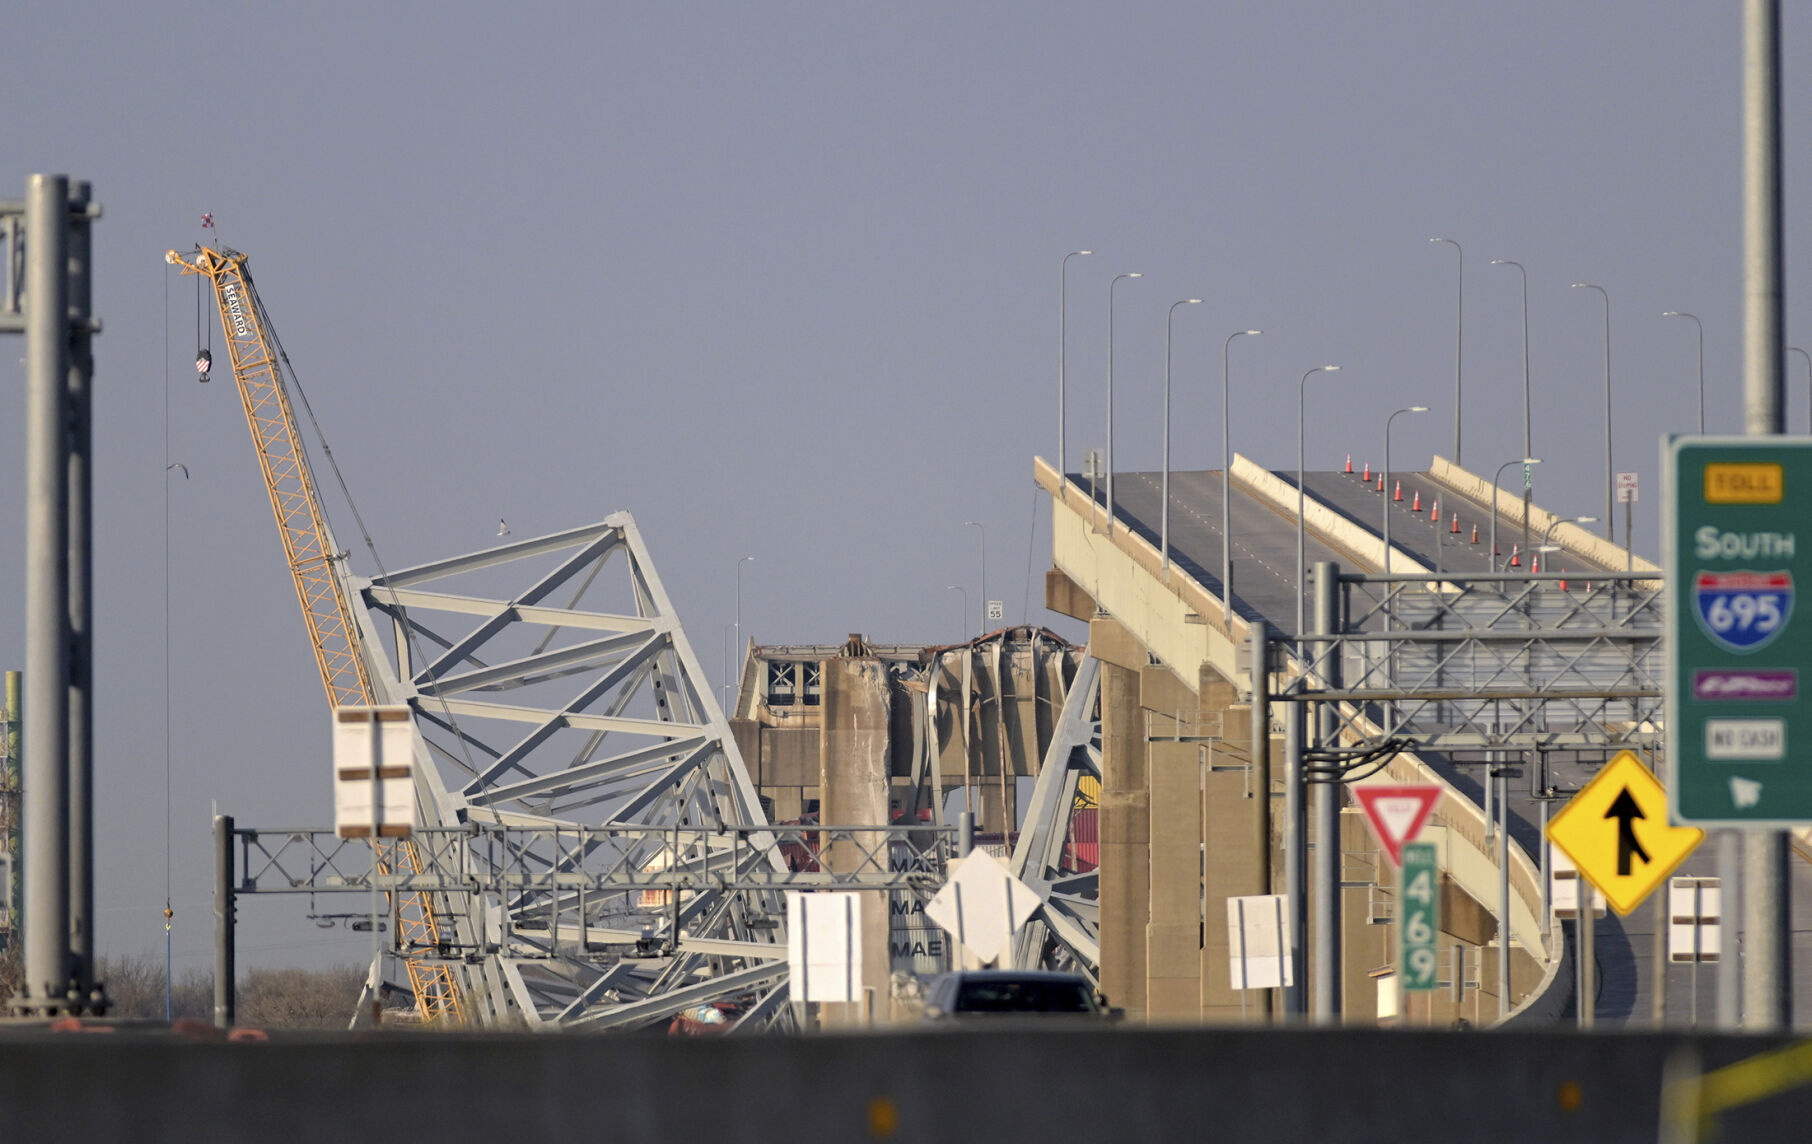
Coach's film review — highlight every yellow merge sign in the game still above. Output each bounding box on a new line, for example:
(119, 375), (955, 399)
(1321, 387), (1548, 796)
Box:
(1545, 751), (1705, 916)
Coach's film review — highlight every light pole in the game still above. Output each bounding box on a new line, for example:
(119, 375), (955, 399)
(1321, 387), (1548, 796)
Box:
(1572, 283), (1613, 542)
(1382, 406), (1428, 573)
(1106, 272), (1141, 534)
(1491, 259), (1532, 550)
(1542, 514), (1597, 553)
(1297, 365), (1342, 640)
(1162, 298), (1202, 573)
(964, 520), (986, 635)
(1790, 346), (1811, 433)
(1664, 311), (1705, 433)
(1058, 250), (1092, 475)
(1489, 458), (1541, 566)
(1221, 329), (1261, 614)
(722, 622), (735, 712)
(734, 555), (755, 668)
(945, 585), (968, 646)
(1431, 237), (1463, 464)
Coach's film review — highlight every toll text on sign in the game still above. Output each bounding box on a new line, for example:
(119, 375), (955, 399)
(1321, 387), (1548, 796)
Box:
(1705, 463), (1784, 504)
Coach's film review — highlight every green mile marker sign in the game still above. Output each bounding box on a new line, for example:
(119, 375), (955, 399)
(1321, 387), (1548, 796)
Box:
(1666, 436), (1812, 827)
(1399, 842), (1439, 992)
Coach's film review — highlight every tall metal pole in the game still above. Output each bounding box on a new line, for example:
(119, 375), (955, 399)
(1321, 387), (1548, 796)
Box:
(1663, 312), (1705, 433)
(1221, 330), (1260, 616)
(1310, 561), (1341, 1023)
(64, 180), (97, 1010)
(17, 174), (72, 1016)
(1430, 237), (1463, 464)
(1105, 273), (1140, 536)
(964, 521), (986, 635)
(213, 814), (235, 1026)
(945, 585), (967, 647)
(1717, 829), (1741, 1028)
(1249, 620), (1274, 1021)
(1571, 283), (1613, 542)
(4, 671), (20, 937)
(1496, 764), (1511, 1018)
(1296, 366), (1340, 642)
(1058, 250), (1091, 477)
(1161, 299), (1201, 574)
(1741, 0), (1789, 1033)
(1382, 406), (1427, 573)
(1788, 346), (1811, 434)
(735, 555), (755, 666)
(1282, 699), (1306, 1017)
(1248, 619), (1274, 1022)
(1492, 260), (1532, 552)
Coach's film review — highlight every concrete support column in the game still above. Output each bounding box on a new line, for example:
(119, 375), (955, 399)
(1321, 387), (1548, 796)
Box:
(1096, 639), (1149, 1017)
(818, 657), (893, 1026)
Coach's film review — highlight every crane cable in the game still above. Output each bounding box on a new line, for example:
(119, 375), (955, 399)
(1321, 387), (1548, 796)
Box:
(248, 290), (484, 785)
(163, 261), (176, 1019)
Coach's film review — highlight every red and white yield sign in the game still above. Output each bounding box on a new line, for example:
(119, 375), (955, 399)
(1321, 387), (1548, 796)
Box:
(1353, 784), (1442, 866)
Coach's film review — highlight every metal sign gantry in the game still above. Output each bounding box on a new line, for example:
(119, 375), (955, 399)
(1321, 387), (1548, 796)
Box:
(1275, 570), (1663, 752)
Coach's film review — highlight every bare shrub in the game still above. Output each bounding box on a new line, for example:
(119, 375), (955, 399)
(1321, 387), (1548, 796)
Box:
(95, 952), (212, 1020)
(237, 965), (364, 1028)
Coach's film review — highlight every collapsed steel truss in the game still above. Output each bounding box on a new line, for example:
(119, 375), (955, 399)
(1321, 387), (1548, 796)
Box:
(1009, 656), (1102, 980)
(311, 515), (829, 1028)
(227, 821), (951, 1030)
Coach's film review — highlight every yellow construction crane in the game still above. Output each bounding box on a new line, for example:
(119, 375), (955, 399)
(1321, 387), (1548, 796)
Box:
(166, 245), (464, 1023)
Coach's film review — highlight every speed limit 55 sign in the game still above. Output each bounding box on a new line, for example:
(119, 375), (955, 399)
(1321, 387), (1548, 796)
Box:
(1666, 437), (1812, 826)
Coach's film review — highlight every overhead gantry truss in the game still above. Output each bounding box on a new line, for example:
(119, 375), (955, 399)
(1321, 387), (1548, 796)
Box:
(1279, 570), (1663, 752)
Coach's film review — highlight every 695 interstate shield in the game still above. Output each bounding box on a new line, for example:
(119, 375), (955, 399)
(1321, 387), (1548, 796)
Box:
(1692, 570), (1792, 653)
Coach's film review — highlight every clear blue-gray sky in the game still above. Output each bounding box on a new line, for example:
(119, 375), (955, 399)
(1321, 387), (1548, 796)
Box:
(3, 2), (1806, 971)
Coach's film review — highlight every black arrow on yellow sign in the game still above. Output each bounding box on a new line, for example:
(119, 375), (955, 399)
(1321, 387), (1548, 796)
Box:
(1604, 787), (1651, 877)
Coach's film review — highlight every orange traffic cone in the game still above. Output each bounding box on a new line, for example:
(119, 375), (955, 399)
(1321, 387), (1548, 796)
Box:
(1394, 480), (1403, 502)
(1509, 544), (1521, 568)
(1531, 553), (1541, 573)
(1560, 569), (1569, 591)
(1470, 522), (1479, 544)
(1411, 490), (1422, 513)
(1376, 474), (1384, 493)
(1345, 454), (1353, 474)
(1450, 513), (1461, 534)
(1362, 461), (1371, 483)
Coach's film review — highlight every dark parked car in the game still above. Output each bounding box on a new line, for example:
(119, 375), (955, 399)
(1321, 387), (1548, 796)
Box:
(920, 971), (1116, 1021)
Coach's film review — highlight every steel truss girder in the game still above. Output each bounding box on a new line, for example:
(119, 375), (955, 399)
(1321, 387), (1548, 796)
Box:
(1009, 655), (1103, 980)
(330, 515), (812, 1028)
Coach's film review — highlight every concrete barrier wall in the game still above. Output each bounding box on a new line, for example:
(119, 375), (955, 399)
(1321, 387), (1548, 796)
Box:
(1428, 456), (1661, 574)
(2, 1026), (1805, 1143)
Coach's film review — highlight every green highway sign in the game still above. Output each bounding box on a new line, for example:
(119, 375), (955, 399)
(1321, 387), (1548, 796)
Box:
(1398, 842), (1439, 991)
(1666, 436), (1812, 826)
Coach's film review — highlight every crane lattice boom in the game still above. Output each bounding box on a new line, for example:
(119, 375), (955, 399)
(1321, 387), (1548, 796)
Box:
(165, 245), (463, 1023)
